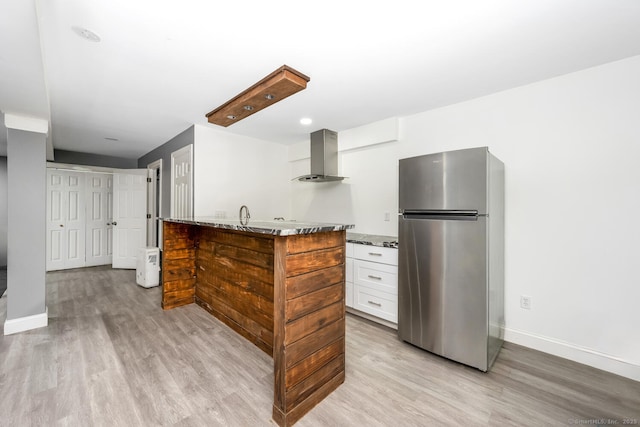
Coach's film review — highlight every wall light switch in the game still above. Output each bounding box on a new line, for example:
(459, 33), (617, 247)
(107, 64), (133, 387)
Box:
(384, 212), (390, 221)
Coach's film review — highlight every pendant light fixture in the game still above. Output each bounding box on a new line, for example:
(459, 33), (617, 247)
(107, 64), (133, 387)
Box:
(206, 65), (310, 127)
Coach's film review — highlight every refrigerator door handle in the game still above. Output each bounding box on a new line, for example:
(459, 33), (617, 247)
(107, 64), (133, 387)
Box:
(402, 210), (479, 221)
(401, 209), (478, 216)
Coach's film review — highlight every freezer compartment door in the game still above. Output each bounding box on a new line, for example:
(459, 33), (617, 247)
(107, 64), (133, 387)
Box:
(399, 147), (488, 213)
(398, 215), (488, 371)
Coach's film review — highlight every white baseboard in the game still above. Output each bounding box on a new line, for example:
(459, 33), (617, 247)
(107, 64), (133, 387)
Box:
(4, 307), (48, 335)
(504, 327), (640, 382)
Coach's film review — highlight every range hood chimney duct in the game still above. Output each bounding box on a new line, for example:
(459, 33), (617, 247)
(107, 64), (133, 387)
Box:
(297, 129), (345, 182)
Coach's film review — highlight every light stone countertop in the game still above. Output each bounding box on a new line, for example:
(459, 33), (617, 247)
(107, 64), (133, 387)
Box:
(163, 217), (354, 236)
(347, 232), (398, 248)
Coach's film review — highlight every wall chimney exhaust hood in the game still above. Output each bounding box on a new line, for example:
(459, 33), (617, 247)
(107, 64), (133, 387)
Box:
(296, 129), (345, 182)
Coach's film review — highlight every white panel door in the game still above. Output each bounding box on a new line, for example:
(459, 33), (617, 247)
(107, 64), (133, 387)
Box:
(46, 170), (86, 271)
(85, 173), (113, 267)
(46, 171), (65, 271)
(65, 174), (86, 269)
(112, 172), (147, 269)
(171, 144), (193, 218)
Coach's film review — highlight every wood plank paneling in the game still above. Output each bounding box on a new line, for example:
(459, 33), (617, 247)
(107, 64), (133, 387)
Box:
(286, 265), (344, 299)
(196, 273), (274, 331)
(285, 247), (344, 277)
(162, 221), (346, 427)
(199, 227), (274, 254)
(195, 297), (273, 355)
(284, 302), (343, 345)
(161, 222), (196, 310)
(274, 230), (346, 427)
(163, 279), (197, 293)
(286, 231), (344, 254)
(285, 338), (344, 389)
(273, 371), (345, 427)
(286, 283), (343, 322)
(284, 319), (344, 369)
(273, 236), (287, 415)
(285, 355), (344, 409)
(194, 227), (275, 357)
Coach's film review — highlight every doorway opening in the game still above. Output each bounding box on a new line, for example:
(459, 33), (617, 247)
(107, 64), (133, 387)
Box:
(147, 159), (162, 248)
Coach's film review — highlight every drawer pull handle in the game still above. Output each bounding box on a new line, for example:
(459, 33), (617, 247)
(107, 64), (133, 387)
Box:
(368, 275), (382, 280)
(367, 300), (382, 307)
(368, 252), (382, 256)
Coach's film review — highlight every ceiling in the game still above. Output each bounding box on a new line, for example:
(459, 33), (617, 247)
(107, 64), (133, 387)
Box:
(2, 0), (640, 159)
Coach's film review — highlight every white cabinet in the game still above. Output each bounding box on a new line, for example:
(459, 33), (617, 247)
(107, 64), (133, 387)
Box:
(346, 243), (354, 308)
(346, 242), (398, 328)
(354, 244), (398, 266)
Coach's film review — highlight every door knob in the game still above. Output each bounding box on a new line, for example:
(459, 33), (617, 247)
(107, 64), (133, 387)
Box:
(112, 221), (117, 226)
(60, 224), (64, 227)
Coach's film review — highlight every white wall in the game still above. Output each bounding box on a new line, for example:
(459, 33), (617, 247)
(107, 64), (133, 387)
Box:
(289, 55), (640, 380)
(291, 140), (399, 235)
(193, 125), (290, 220)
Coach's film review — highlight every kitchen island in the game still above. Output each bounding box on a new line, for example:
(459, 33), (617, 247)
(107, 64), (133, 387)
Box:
(161, 217), (353, 426)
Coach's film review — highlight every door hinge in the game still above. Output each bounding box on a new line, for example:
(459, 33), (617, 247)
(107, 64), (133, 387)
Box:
(147, 177), (152, 183)
(147, 214), (152, 219)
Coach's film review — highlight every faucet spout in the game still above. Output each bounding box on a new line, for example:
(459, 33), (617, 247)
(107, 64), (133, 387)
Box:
(239, 205), (250, 224)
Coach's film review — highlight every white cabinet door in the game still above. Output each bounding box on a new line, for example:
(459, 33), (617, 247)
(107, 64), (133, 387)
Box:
(46, 170), (86, 271)
(112, 172), (147, 269)
(171, 144), (193, 218)
(85, 174), (113, 267)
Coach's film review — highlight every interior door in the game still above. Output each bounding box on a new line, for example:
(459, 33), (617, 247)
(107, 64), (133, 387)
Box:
(171, 144), (193, 218)
(85, 173), (113, 267)
(46, 170), (86, 271)
(112, 171), (147, 269)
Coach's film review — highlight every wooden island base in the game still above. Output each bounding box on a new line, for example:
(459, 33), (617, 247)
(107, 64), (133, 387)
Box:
(161, 220), (346, 427)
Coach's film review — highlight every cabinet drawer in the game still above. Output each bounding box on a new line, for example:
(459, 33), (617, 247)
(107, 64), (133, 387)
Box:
(354, 259), (397, 294)
(354, 285), (397, 323)
(346, 258), (353, 284)
(346, 281), (354, 308)
(354, 244), (397, 265)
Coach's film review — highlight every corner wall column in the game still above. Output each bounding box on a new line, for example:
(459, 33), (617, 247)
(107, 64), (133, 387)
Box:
(3, 114), (48, 335)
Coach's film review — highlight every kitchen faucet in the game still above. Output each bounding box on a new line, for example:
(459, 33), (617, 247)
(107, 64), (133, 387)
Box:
(239, 205), (250, 224)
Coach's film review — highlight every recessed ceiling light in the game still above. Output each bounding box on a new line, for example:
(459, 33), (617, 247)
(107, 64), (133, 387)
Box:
(243, 105), (254, 111)
(104, 137), (119, 141)
(226, 115), (237, 120)
(300, 118), (313, 125)
(72, 26), (101, 42)
(264, 94), (275, 100)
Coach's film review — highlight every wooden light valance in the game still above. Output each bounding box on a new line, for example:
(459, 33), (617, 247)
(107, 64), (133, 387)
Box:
(206, 65), (310, 127)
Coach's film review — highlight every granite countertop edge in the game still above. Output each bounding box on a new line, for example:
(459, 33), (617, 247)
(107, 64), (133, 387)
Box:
(163, 217), (354, 236)
(346, 232), (399, 248)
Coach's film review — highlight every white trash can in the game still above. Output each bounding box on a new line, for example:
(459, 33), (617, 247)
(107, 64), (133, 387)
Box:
(136, 247), (160, 288)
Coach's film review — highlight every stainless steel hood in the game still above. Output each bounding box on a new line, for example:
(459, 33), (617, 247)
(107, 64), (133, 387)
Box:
(296, 129), (345, 182)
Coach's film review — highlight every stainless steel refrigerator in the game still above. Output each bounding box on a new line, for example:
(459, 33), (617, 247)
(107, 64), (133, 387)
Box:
(398, 147), (504, 372)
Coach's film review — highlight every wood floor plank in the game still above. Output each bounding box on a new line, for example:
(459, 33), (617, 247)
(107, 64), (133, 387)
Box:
(0, 265), (637, 426)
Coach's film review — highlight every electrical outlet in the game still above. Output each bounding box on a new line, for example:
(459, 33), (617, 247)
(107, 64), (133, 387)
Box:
(520, 295), (532, 310)
(384, 212), (390, 221)
(214, 210), (226, 219)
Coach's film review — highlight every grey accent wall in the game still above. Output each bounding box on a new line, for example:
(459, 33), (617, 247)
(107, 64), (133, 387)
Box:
(0, 156), (7, 267)
(6, 129), (46, 320)
(54, 149), (137, 169)
(138, 126), (194, 217)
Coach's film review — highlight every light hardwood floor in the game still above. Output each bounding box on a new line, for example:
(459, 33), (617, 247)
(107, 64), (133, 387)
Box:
(1, 266), (638, 426)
